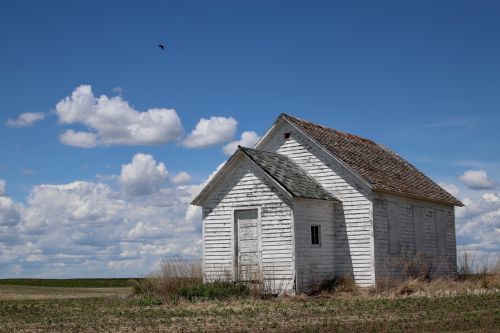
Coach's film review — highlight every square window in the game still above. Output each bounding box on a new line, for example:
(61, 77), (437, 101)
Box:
(284, 132), (291, 140)
(311, 225), (321, 246)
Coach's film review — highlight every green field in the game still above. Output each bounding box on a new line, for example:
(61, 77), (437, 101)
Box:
(0, 278), (139, 288)
(0, 279), (498, 332)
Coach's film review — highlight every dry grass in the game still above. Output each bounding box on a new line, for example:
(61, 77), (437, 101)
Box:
(1, 288), (498, 332)
(131, 259), (203, 303)
(135, 261), (298, 302)
(371, 274), (499, 298)
(0, 284), (131, 301)
(135, 254), (500, 303)
(1, 268), (499, 332)
(134, 259), (203, 300)
(133, 259), (253, 303)
(370, 252), (500, 297)
(457, 250), (499, 279)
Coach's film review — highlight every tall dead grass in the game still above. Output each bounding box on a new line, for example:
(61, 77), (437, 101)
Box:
(134, 253), (499, 303)
(135, 261), (296, 302)
(134, 259), (253, 303)
(316, 276), (359, 295)
(457, 250), (499, 279)
(374, 251), (500, 296)
(375, 252), (432, 292)
(132, 259), (203, 301)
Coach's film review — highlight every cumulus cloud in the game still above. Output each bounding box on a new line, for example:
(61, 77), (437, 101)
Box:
(0, 197), (21, 226)
(452, 169), (500, 264)
(0, 153), (216, 278)
(127, 221), (168, 240)
(55, 85), (183, 147)
(60, 130), (98, 148)
(6, 112), (46, 128)
(183, 116), (237, 148)
(16, 180), (199, 276)
(482, 193), (500, 203)
(171, 171), (192, 185)
(222, 131), (260, 156)
(455, 191), (500, 260)
(438, 182), (460, 197)
(185, 205), (201, 225)
(119, 153), (168, 196)
(459, 169), (496, 190)
(0, 179), (21, 254)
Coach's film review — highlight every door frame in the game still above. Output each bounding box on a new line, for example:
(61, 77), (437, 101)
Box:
(231, 206), (262, 281)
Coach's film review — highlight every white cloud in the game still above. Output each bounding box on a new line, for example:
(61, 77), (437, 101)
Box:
(127, 221), (168, 240)
(482, 193), (500, 203)
(183, 116), (237, 148)
(119, 153), (168, 196)
(56, 85), (94, 124)
(459, 169), (496, 190)
(6, 112), (46, 128)
(55, 85), (183, 147)
(0, 197), (21, 226)
(0, 153), (218, 278)
(454, 182), (500, 263)
(60, 130), (98, 148)
(0, 179), (5, 196)
(171, 171), (192, 185)
(438, 182), (459, 197)
(222, 131), (260, 156)
(14, 180), (199, 276)
(0, 185), (22, 247)
(185, 205), (201, 225)
(0, 179), (21, 227)
(20, 181), (117, 232)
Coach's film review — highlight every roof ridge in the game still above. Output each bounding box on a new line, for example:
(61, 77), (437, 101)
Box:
(238, 145), (287, 157)
(281, 113), (377, 146)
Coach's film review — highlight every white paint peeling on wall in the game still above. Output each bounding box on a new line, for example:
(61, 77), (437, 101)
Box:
(258, 121), (375, 287)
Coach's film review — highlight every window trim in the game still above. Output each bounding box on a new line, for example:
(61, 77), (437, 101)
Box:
(310, 224), (321, 247)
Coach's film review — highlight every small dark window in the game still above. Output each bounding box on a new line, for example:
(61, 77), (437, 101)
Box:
(311, 225), (321, 246)
(284, 132), (291, 140)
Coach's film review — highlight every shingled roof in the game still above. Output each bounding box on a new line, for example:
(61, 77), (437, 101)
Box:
(239, 146), (338, 201)
(282, 114), (463, 206)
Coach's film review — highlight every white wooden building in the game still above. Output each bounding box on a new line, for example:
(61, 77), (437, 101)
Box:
(191, 114), (463, 293)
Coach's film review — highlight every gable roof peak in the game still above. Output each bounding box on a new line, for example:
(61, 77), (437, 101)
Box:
(239, 146), (338, 202)
(280, 113), (377, 146)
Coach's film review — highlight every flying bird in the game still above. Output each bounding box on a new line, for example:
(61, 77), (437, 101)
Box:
(158, 44), (165, 51)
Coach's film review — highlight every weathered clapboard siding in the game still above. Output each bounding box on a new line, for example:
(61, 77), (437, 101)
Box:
(293, 199), (335, 293)
(258, 121), (375, 286)
(202, 157), (295, 292)
(195, 114), (462, 292)
(372, 192), (457, 281)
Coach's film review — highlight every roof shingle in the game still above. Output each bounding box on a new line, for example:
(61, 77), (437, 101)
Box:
(240, 146), (337, 201)
(283, 114), (463, 206)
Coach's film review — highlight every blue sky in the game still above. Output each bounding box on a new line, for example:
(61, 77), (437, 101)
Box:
(0, 1), (499, 277)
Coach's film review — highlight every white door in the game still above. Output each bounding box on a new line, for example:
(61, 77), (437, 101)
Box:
(235, 209), (260, 282)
